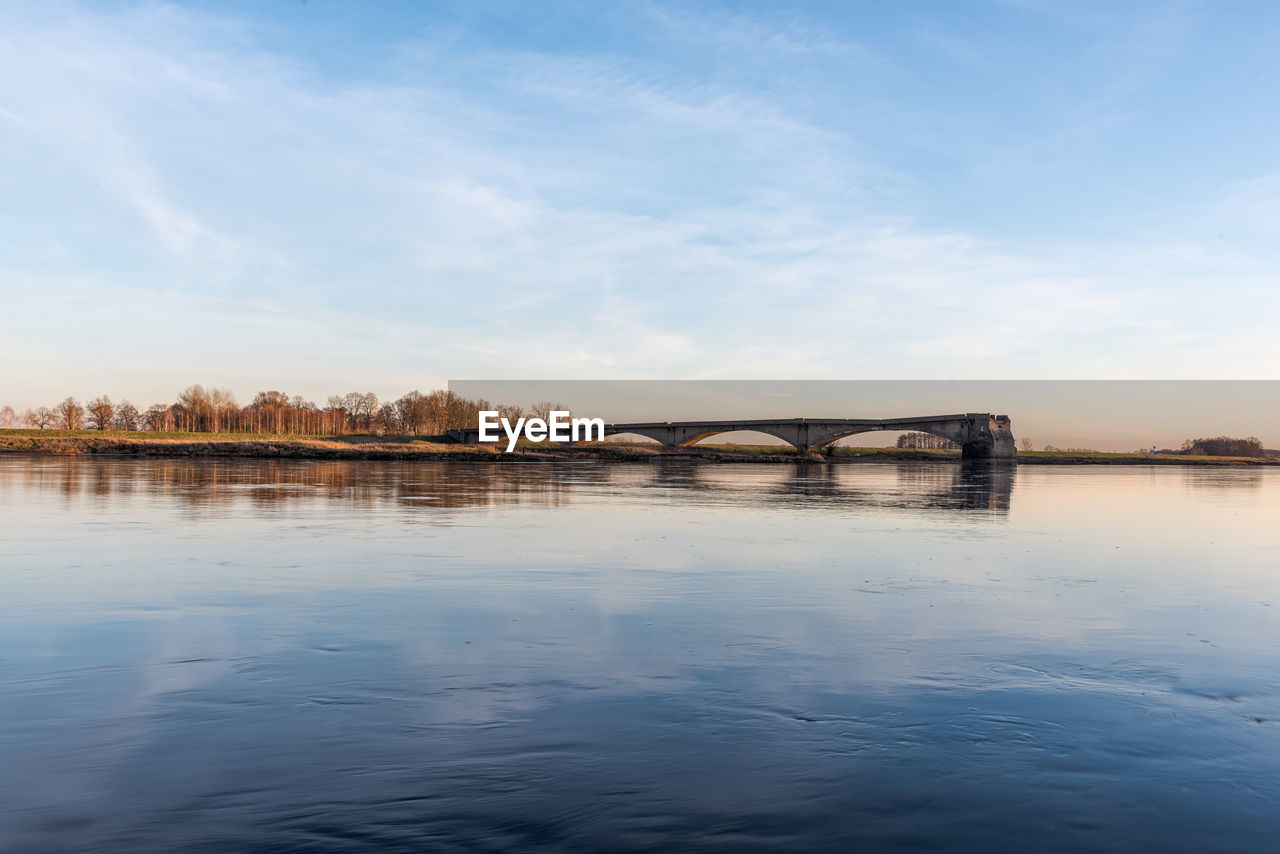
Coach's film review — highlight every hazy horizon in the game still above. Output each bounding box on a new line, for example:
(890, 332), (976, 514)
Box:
(4, 379), (1277, 453)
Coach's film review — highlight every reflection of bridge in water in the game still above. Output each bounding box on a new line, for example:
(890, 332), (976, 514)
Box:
(4, 457), (1015, 516)
(454, 413), (1017, 459)
(647, 460), (1014, 514)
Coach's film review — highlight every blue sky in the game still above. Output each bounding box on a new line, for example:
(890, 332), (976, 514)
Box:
(2, 0), (1278, 407)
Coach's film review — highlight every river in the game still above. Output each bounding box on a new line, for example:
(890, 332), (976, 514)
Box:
(1, 457), (1277, 852)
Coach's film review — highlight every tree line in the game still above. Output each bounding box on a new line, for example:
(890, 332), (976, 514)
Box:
(1179, 436), (1265, 457)
(0, 385), (548, 437)
(895, 432), (959, 450)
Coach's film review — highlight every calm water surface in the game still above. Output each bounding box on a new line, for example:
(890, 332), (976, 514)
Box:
(1, 457), (1277, 852)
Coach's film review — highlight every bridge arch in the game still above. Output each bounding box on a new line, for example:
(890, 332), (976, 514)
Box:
(599, 426), (803, 449)
(678, 429), (801, 450)
(600, 428), (674, 446)
(809, 426), (962, 452)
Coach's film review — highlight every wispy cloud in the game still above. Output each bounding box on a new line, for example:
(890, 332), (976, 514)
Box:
(1, 0), (1277, 407)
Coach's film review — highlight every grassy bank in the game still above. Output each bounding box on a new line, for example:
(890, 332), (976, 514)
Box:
(1, 431), (1275, 465)
(1014, 449), (1277, 465)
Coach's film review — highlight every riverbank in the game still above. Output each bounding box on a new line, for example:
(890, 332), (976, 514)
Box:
(2, 431), (1277, 465)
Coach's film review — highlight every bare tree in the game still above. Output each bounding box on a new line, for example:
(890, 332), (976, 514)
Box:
(1181, 436), (1264, 457)
(145, 404), (172, 431)
(331, 392), (380, 432)
(357, 393), (379, 429)
(896, 432), (958, 450)
(497, 403), (525, 424)
(396, 390), (430, 434)
(251, 390), (290, 409)
(377, 402), (403, 434)
(54, 397), (85, 430)
(115, 400), (140, 431)
(87, 395), (115, 430)
(1018, 437), (1034, 452)
(0, 405), (14, 428)
(530, 401), (570, 423)
(17, 385), (559, 439)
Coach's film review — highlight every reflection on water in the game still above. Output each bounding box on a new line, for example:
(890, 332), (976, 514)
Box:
(1180, 467), (1266, 491)
(0, 457), (1014, 515)
(1, 457), (1278, 852)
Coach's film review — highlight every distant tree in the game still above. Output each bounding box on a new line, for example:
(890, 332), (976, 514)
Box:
(356, 393), (379, 429)
(87, 395), (115, 430)
(114, 400), (140, 431)
(0, 405), (14, 428)
(396, 390), (430, 434)
(144, 404), (172, 431)
(1181, 436), (1264, 457)
(332, 392), (376, 430)
(896, 432), (958, 450)
(496, 403), (525, 424)
(530, 401), (570, 423)
(377, 402), (403, 434)
(251, 390), (290, 409)
(54, 397), (85, 430)
(12, 384), (563, 438)
(1018, 437), (1034, 452)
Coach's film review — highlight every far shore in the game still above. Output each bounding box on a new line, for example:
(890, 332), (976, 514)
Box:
(1, 430), (1276, 466)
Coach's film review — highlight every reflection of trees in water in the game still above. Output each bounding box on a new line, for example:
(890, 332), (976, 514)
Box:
(782, 462), (1012, 513)
(5, 458), (1013, 515)
(1179, 468), (1264, 491)
(8, 459), (588, 512)
(614, 461), (1013, 514)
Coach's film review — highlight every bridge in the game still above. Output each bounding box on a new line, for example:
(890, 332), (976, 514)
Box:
(450, 413), (1017, 459)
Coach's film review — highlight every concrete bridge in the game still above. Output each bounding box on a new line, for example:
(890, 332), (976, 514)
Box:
(452, 413), (1017, 459)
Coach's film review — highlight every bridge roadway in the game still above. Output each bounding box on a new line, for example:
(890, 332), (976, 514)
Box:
(450, 412), (1017, 459)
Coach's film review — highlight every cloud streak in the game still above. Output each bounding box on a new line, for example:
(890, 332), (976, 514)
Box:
(1, 0), (1277, 407)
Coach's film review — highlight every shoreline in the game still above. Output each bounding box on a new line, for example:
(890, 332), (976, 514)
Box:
(1, 433), (1276, 466)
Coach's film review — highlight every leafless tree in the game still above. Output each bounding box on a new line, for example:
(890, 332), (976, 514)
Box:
(54, 397), (85, 430)
(377, 402), (403, 434)
(497, 403), (525, 423)
(144, 404), (172, 431)
(115, 400), (140, 431)
(26, 384), (529, 438)
(1018, 437), (1034, 452)
(252, 390), (290, 409)
(87, 395), (115, 430)
(356, 392), (379, 427)
(396, 391), (431, 434)
(32, 407), (53, 429)
(0, 405), (14, 428)
(1181, 436), (1264, 457)
(530, 401), (570, 423)
(896, 432), (957, 450)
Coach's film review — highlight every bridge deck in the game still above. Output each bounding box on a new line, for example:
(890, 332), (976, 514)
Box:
(605, 415), (973, 430)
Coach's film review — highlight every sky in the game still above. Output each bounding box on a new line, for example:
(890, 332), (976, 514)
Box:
(2, 0), (1279, 410)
